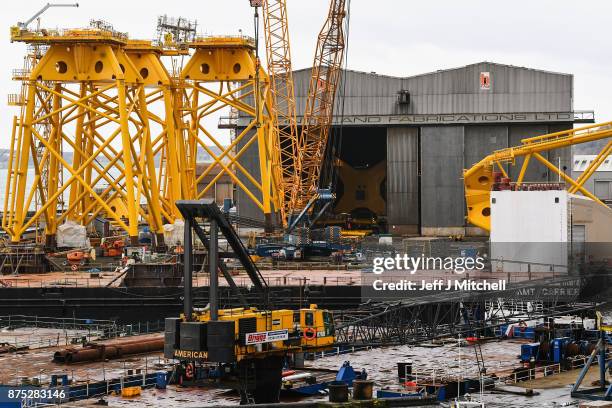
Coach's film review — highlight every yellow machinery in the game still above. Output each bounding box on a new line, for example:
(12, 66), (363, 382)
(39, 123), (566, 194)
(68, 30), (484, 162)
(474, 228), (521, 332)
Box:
(167, 303), (335, 403)
(123, 40), (186, 223)
(173, 305), (335, 361)
(464, 122), (612, 231)
(596, 311), (612, 334)
(262, 0), (301, 219)
(166, 200), (335, 403)
(259, 0), (349, 230)
(293, 0), (347, 213)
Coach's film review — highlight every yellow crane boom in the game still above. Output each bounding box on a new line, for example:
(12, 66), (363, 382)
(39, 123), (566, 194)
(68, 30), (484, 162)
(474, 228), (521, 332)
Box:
(262, 0), (300, 223)
(293, 0), (347, 212)
(464, 122), (612, 231)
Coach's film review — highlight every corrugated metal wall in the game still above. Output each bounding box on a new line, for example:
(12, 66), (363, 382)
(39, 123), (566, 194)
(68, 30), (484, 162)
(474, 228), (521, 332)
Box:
(293, 62), (573, 116)
(464, 125), (509, 171)
(546, 124), (572, 183)
(403, 62), (572, 114)
(420, 126), (465, 232)
(387, 127), (419, 231)
(236, 62), (575, 233)
(234, 128), (264, 221)
(294, 69), (404, 116)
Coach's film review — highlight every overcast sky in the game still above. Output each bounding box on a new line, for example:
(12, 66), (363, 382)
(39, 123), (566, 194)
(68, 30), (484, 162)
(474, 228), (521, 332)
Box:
(1, 0), (612, 149)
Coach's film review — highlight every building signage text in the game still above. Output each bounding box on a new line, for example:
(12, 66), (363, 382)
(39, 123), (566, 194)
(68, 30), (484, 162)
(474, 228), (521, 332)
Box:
(248, 112), (576, 128)
(323, 112), (574, 126)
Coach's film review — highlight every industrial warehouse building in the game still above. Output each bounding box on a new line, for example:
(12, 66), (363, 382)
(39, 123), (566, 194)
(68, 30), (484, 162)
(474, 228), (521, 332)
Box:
(572, 155), (612, 204)
(236, 62), (593, 236)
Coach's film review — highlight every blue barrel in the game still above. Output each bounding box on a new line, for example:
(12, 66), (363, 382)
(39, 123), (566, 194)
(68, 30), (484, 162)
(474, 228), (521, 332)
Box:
(50, 375), (58, 387)
(60, 374), (69, 386)
(155, 371), (167, 389)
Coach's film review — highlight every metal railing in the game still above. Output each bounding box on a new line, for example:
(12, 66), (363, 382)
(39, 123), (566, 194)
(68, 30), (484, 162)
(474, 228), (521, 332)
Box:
(485, 299), (544, 315)
(0, 331), (96, 349)
(193, 274), (361, 288)
(218, 116), (238, 129)
(0, 315), (115, 331)
(0, 276), (121, 288)
(0, 315), (113, 349)
(194, 34), (255, 45)
(12, 68), (30, 79)
(574, 110), (595, 122)
(0, 270), (566, 289)
(4, 354), (174, 391)
(502, 363), (562, 384)
(499, 350), (612, 385)
(0, 315), (165, 349)
(489, 257), (570, 278)
(7, 93), (24, 106)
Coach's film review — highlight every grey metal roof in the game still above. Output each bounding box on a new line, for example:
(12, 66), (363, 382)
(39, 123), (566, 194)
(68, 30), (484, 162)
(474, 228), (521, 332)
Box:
(292, 61), (573, 116)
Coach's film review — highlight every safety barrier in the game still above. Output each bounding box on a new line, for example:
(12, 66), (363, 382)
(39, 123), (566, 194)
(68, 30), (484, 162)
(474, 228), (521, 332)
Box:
(0, 315), (165, 349)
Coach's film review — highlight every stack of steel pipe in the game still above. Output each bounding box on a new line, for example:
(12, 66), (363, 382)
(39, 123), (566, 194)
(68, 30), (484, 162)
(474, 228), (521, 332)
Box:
(53, 335), (163, 364)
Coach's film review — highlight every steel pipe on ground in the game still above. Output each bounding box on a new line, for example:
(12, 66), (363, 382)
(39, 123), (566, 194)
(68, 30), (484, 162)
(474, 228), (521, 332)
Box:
(53, 336), (163, 364)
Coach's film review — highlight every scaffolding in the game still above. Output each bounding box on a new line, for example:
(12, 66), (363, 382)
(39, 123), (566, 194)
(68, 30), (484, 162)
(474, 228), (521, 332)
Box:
(156, 15), (197, 48)
(0, 245), (48, 275)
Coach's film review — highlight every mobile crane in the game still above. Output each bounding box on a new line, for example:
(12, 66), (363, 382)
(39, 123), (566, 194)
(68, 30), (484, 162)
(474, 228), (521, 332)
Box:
(164, 200), (336, 403)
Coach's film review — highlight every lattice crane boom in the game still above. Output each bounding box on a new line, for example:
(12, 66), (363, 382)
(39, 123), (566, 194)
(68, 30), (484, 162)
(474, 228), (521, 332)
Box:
(293, 0), (347, 213)
(261, 0), (300, 222)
